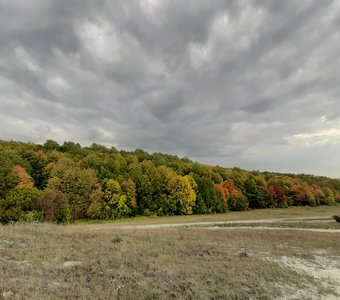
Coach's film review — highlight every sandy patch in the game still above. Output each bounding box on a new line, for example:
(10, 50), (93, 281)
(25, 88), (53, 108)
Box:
(75, 216), (334, 231)
(61, 261), (82, 268)
(203, 226), (340, 233)
(265, 254), (340, 299)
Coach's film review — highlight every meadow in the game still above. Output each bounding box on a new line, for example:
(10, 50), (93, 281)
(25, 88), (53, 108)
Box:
(1, 205), (340, 299)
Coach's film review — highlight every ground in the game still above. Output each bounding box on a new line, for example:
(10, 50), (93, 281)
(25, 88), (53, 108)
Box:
(1, 205), (340, 299)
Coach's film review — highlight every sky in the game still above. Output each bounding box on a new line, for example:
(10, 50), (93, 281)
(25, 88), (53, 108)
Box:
(0, 0), (340, 177)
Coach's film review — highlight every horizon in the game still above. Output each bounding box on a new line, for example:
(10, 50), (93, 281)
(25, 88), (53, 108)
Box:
(0, 1), (339, 178)
(1, 138), (339, 180)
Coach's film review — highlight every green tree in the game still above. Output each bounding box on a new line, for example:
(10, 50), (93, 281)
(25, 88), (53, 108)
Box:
(43, 140), (60, 151)
(129, 160), (164, 215)
(0, 153), (19, 199)
(0, 187), (43, 223)
(47, 157), (102, 220)
(194, 176), (226, 214)
(21, 150), (50, 189)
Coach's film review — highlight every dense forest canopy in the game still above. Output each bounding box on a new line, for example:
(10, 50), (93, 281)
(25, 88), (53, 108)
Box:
(0, 140), (339, 224)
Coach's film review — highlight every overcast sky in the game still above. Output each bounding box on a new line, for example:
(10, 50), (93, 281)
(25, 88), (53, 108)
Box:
(0, 0), (340, 177)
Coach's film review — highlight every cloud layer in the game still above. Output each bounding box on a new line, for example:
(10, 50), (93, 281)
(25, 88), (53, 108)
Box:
(1, 0), (340, 177)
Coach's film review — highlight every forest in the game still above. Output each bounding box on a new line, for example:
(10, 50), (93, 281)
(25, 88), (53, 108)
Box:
(0, 140), (339, 224)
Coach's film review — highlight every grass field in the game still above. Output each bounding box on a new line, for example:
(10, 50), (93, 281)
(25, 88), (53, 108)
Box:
(75, 204), (340, 225)
(1, 205), (340, 299)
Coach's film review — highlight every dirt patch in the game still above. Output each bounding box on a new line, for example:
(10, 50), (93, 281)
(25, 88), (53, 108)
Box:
(265, 255), (340, 299)
(2, 290), (15, 299)
(203, 226), (340, 233)
(79, 216), (334, 232)
(61, 261), (82, 268)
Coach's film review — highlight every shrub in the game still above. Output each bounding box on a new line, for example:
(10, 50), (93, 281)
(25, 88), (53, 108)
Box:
(24, 210), (44, 223)
(333, 215), (340, 223)
(0, 188), (42, 223)
(228, 195), (249, 211)
(38, 189), (71, 223)
(320, 197), (336, 206)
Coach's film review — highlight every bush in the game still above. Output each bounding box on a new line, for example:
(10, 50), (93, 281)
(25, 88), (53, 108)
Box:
(0, 188), (42, 224)
(24, 210), (44, 223)
(320, 197), (336, 206)
(38, 189), (71, 223)
(228, 195), (249, 211)
(333, 215), (340, 223)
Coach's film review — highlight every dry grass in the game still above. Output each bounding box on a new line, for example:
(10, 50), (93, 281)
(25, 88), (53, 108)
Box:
(215, 220), (340, 230)
(74, 204), (340, 227)
(1, 219), (340, 299)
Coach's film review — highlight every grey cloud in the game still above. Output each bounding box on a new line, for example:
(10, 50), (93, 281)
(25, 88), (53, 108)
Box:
(0, 0), (340, 177)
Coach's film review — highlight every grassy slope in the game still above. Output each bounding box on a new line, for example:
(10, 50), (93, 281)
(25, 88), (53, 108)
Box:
(74, 204), (340, 227)
(1, 225), (339, 299)
(1, 205), (340, 299)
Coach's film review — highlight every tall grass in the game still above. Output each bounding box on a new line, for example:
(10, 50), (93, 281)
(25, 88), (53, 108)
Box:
(1, 221), (339, 299)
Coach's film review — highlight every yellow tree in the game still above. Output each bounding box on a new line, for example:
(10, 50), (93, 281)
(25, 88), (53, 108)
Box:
(168, 175), (196, 214)
(103, 179), (131, 218)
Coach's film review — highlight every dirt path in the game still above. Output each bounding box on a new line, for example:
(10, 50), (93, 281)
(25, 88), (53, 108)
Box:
(81, 216), (339, 233)
(203, 226), (340, 233)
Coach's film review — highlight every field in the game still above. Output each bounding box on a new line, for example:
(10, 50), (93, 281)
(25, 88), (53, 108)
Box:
(1, 205), (340, 299)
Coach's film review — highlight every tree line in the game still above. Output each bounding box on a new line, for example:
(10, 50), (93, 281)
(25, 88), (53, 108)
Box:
(0, 140), (339, 223)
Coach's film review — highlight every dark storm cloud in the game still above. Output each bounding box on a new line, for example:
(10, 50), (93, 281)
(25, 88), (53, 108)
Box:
(0, 0), (340, 177)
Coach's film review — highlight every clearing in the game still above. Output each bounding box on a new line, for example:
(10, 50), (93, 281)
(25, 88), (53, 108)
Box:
(1, 205), (340, 299)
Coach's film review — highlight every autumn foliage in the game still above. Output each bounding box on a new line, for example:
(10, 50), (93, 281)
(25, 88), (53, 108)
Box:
(0, 140), (339, 223)
(267, 185), (287, 208)
(214, 180), (248, 211)
(12, 165), (34, 189)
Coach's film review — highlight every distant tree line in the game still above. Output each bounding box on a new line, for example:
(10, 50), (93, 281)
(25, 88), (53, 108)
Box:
(0, 140), (339, 224)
